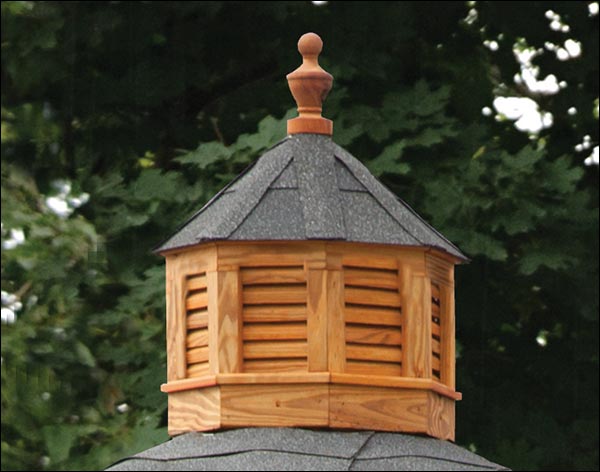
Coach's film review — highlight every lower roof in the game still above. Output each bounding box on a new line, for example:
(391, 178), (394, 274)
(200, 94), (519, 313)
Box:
(106, 428), (507, 471)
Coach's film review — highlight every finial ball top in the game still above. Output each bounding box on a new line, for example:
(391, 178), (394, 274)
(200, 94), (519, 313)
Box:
(298, 32), (323, 57)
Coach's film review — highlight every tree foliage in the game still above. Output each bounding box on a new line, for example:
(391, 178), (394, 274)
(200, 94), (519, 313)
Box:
(1, 2), (598, 470)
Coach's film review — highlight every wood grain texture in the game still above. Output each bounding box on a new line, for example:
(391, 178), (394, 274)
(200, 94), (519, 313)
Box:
(431, 337), (441, 355)
(427, 391), (455, 441)
(243, 340), (307, 359)
(243, 305), (306, 323)
(345, 305), (402, 327)
(169, 241), (429, 266)
(307, 269), (328, 371)
(187, 310), (208, 330)
(431, 321), (441, 337)
(327, 268), (346, 372)
(217, 243), (309, 270)
(426, 252), (454, 287)
(186, 290), (208, 311)
(342, 254), (398, 270)
(343, 267), (398, 289)
(187, 362), (210, 378)
(207, 271), (219, 375)
(287, 33), (334, 136)
(168, 387), (220, 435)
(345, 325), (402, 345)
(440, 283), (456, 389)
(172, 244), (217, 273)
(187, 274), (207, 291)
(403, 272), (432, 378)
(345, 287), (401, 307)
(243, 323), (307, 341)
(345, 360), (403, 376)
(243, 284), (306, 305)
(346, 343), (403, 363)
(241, 266), (305, 285)
(432, 353), (440, 372)
(330, 373), (461, 400)
(243, 358), (307, 373)
(161, 375), (217, 393)
(208, 270), (243, 374)
(221, 384), (328, 427)
(163, 241), (458, 439)
(186, 346), (209, 364)
(187, 328), (209, 348)
(329, 385), (428, 432)
(217, 373), (330, 384)
(166, 256), (187, 381)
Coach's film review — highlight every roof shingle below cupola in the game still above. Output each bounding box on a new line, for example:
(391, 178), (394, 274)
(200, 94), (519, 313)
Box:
(157, 133), (466, 261)
(107, 428), (508, 471)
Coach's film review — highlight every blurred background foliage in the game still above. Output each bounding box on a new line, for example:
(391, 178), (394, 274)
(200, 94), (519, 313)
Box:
(1, 1), (598, 470)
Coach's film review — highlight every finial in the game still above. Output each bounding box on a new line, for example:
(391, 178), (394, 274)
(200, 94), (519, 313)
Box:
(286, 33), (333, 136)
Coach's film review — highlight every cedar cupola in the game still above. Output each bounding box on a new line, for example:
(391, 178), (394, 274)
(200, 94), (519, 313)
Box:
(157, 33), (467, 441)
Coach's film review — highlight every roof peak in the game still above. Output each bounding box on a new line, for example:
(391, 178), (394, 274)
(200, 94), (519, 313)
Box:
(286, 33), (333, 136)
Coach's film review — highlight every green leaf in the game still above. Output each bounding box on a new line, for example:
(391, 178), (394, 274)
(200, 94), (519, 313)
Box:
(450, 229), (508, 261)
(518, 249), (577, 275)
(131, 169), (183, 201)
(75, 341), (96, 368)
(367, 141), (410, 177)
(42, 425), (76, 464)
(175, 141), (231, 168)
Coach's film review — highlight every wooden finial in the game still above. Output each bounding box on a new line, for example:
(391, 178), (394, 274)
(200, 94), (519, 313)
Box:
(287, 33), (333, 135)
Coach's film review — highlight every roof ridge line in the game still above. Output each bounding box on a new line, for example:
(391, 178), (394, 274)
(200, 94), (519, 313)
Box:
(153, 137), (290, 253)
(348, 431), (376, 470)
(332, 144), (467, 260)
(292, 135), (345, 239)
(115, 448), (506, 470)
(333, 154), (423, 246)
(133, 447), (357, 462)
(199, 138), (293, 240)
(353, 453), (508, 470)
(224, 151), (295, 239)
(391, 194), (468, 261)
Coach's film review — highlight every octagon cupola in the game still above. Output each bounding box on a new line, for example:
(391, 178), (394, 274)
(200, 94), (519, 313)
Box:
(157, 32), (466, 441)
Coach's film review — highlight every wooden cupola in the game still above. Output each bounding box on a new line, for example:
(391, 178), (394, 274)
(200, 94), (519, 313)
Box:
(157, 33), (467, 441)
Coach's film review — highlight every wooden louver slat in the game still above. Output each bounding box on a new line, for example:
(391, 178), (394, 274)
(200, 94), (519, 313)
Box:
(345, 360), (403, 376)
(431, 281), (442, 381)
(243, 284), (306, 305)
(241, 266), (308, 373)
(187, 310), (208, 330)
(343, 262), (403, 377)
(345, 325), (402, 345)
(243, 305), (306, 323)
(185, 272), (210, 378)
(243, 323), (307, 341)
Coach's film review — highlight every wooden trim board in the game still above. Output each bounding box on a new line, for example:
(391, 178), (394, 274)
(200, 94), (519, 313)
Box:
(166, 382), (455, 439)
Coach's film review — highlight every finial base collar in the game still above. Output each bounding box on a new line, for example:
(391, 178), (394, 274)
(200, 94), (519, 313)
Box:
(287, 116), (333, 136)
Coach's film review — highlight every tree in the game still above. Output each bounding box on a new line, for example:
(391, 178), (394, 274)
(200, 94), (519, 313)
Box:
(1, 2), (597, 470)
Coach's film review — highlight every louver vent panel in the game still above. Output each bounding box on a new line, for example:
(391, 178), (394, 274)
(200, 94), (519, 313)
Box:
(241, 266), (308, 373)
(431, 282), (442, 380)
(185, 273), (209, 378)
(343, 265), (403, 377)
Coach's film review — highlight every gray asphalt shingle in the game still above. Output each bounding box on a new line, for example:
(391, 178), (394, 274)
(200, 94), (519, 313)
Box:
(156, 134), (466, 260)
(106, 428), (508, 471)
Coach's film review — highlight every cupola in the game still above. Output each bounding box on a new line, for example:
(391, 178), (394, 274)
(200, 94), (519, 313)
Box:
(157, 33), (466, 441)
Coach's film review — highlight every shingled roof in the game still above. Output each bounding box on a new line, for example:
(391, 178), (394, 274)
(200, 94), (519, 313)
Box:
(156, 134), (467, 261)
(107, 428), (508, 471)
